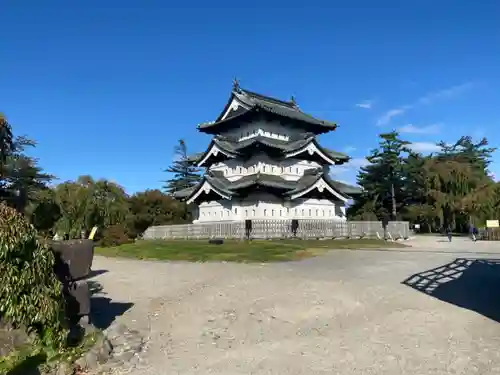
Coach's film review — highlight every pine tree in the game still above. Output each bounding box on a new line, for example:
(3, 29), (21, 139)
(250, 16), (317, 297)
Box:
(348, 131), (411, 220)
(163, 139), (201, 194)
(0, 114), (14, 190)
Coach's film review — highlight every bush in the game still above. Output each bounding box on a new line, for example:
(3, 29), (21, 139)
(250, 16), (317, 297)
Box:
(98, 223), (133, 247)
(0, 202), (66, 351)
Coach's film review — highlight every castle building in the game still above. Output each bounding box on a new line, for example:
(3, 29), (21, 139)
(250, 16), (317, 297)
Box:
(173, 81), (361, 222)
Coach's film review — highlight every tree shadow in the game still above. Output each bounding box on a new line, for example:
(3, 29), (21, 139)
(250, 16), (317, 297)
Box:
(86, 269), (108, 279)
(402, 258), (500, 322)
(6, 353), (46, 375)
(88, 280), (133, 330)
(90, 297), (134, 330)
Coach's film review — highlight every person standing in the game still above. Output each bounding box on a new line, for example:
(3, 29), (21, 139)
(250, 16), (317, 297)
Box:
(446, 226), (453, 242)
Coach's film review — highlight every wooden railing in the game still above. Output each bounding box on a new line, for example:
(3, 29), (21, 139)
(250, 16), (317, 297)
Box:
(143, 220), (410, 240)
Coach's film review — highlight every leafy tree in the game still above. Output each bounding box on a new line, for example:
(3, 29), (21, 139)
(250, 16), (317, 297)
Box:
(127, 189), (191, 238)
(163, 139), (201, 194)
(53, 176), (129, 239)
(0, 202), (66, 351)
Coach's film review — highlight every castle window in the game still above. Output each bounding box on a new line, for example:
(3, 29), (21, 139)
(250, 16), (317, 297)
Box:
(296, 168), (299, 174)
(329, 210), (332, 216)
(301, 209), (305, 216)
(252, 209), (255, 216)
(287, 208), (290, 214)
(246, 131), (250, 137)
(279, 210), (282, 216)
(272, 209), (275, 216)
(239, 167), (242, 173)
(263, 166), (266, 172)
(234, 208), (238, 214)
(245, 209), (248, 217)
(280, 167), (284, 173)
(309, 209), (312, 216)
(322, 210), (325, 216)
(264, 209), (267, 216)
(221, 211), (223, 217)
(316, 209), (319, 216)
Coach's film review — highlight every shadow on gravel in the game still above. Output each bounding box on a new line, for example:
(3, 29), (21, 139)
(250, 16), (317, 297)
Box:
(403, 258), (500, 322)
(88, 280), (134, 329)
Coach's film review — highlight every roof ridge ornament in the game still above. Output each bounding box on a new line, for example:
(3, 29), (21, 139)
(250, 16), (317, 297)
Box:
(232, 78), (240, 92)
(290, 95), (298, 107)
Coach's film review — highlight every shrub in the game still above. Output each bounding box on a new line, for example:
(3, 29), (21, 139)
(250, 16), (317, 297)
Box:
(99, 223), (132, 247)
(0, 202), (66, 351)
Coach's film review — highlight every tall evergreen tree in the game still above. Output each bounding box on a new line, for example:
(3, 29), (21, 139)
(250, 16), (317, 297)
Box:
(163, 139), (201, 194)
(0, 114), (15, 193)
(348, 131), (411, 220)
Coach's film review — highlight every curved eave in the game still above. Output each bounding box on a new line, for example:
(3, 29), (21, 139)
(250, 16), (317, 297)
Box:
(285, 140), (348, 165)
(198, 106), (337, 135)
(186, 179), (232, 204)
(286, 176), (350, 202)
(197, 142), (238, 167)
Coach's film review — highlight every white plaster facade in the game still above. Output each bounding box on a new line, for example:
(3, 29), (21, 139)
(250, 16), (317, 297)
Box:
(194, 193), (346, 222)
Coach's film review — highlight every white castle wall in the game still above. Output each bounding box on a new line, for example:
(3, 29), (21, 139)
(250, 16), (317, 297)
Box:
(209, 153), (327, 181)
(220, 120), (307, 142)
(194, 193), (346, 223)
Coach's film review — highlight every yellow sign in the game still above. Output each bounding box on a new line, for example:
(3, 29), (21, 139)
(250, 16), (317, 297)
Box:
(486, 220), (499, 228)
(88, 226), (98, 240)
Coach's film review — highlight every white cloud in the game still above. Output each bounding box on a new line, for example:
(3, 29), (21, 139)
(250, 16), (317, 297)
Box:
(376, 82), (474, 126)
(398, 123), (441, 134)
(376, 107), (409, 126)
(355, 100), (373, 109)
(330, 158), (370, 175)
(416, 82), (475, 105)
(408, 142), (441, 153)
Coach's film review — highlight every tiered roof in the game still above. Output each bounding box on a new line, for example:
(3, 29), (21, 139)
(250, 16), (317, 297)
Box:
(174, 82), (361, 205)
(174, 168), (362, 204)
(191, 132), (350, 167)
(197, 82), (338, 135)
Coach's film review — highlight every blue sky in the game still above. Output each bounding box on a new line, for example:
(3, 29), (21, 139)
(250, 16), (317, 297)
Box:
(1, 0), (499, 193)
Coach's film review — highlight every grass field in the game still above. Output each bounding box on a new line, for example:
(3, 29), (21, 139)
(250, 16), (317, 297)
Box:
(95, 238), (407, 262)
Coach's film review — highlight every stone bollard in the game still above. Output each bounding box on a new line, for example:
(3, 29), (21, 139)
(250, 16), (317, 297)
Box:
(50, 239), (95, 328)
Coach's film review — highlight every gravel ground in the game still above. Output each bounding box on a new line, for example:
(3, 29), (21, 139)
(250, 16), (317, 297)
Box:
(90, 237), (500, 375)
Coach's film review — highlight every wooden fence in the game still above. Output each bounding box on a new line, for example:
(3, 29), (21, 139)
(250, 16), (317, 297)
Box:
(478, 228), (500, 241)
(143, 220), (410, 240)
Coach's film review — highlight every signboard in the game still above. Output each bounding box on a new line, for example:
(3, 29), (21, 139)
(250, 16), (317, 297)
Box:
(486, 220), (499, 228)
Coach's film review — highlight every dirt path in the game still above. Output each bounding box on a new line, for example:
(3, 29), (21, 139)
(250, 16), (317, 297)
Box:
(90, 245), (500, 374)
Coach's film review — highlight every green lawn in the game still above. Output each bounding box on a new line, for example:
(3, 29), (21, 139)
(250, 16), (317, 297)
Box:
(95, 238), (407, 263)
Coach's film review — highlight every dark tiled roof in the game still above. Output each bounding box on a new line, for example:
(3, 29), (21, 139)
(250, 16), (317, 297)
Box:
(230, 173), (297, 190)
(327, 179), (362, 195)
(177, 167), (360, 202)
(191, 134), (349, 165)
(172, 186), (196, 198)
(198, 85), (337, 133)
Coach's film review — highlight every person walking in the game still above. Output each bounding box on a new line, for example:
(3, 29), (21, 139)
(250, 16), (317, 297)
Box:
(446, 226), (453, 242)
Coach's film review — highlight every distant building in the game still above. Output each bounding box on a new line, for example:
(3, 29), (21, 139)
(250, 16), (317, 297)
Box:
(173, 81), (361, 222)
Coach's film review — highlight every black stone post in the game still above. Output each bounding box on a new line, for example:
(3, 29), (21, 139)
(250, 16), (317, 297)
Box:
(291, 219), (299, 238)
(245, 219), (252, 240)
(51, 239), (95, 328)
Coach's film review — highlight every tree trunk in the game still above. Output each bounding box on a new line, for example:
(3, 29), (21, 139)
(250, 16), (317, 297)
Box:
(391, 183), (397, 220)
